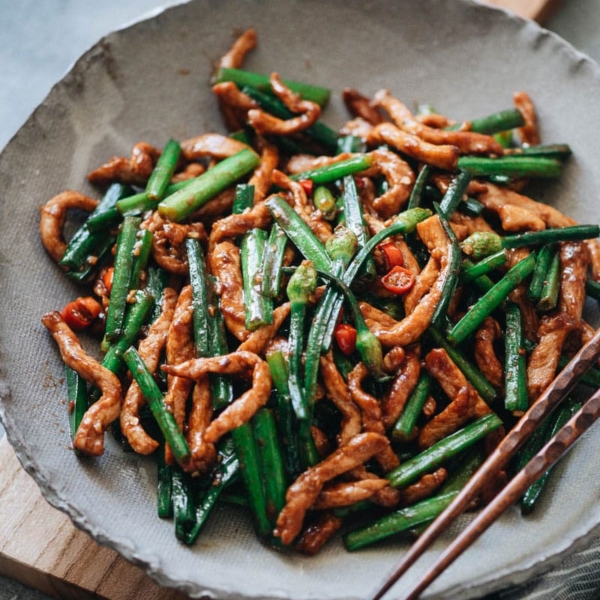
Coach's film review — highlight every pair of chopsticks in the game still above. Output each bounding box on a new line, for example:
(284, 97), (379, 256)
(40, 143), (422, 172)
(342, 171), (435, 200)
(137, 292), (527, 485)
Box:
(369, 326), (600, 600)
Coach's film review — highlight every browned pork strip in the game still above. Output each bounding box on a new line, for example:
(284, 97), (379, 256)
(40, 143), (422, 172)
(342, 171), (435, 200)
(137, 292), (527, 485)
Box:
(513, 91), (540, 147)
(218, 28), (257, 69)
(248, 139), (280, 203)
(424, 348), (491, 418)
(170, 161), (206, 183)
(186, 376), (216, 475)
(238, 303), (291, 355)
(361, 215), (450, 348)
(418, 386), (479, 449)
(87, 142), (160, 186)
(559, 241), (589, 327)
(180, 133), (251, 161)
(527, 313), (577, 400)
(359, 148), (415, 219)
(477, 183), (577, 229)
(497, 204), (546, 232)
(209, 241), (249, 341)
(121, 288), (177, 455)
(320, 353), (362, 446)
(342, 88), (384, 125)
(248, 73), (321, 135)
(313, 478), (391, 510)
(208, 201), (271, 251)
(374, 89), (503, 155)
(368, 123), (460, 171)
(274, 432), (390, 544)
(40, 191), (99, 263)
(42, 312), (122, 456)
(143, 211), (206, 275)
(382, 346), (421, 428)
(163, 351), (271, 445)
(164, 286), (195, 463)
(382, 345), (406, 374)
(474, 317), (504, 389)
(294, 512), (344, 556)
(348, 363), (400, 472)
(401, 468), (447, 506)
(404, 256), (440, 315)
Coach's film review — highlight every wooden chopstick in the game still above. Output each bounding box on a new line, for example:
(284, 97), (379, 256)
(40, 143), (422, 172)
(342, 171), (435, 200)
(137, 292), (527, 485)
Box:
(369, 326), (600, 600)
(404, 384), (600, 599)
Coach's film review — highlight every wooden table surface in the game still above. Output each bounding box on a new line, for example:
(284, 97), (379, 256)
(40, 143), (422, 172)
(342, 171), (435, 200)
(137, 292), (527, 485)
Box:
(0, 437), (187, 600)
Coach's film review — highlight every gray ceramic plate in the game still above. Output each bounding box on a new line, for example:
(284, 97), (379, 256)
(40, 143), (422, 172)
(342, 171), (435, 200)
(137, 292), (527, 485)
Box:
(1, 0), (600, 598)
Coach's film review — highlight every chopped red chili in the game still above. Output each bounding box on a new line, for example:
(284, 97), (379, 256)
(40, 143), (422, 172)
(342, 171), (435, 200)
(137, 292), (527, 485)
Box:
(334, 323), (357, 355)
(299, 179), (313, 195)
(380, 265), (415, 295)
(379, 241), (404, 271)
(61, 296), (103, 331)
(102, 267), (114, 295)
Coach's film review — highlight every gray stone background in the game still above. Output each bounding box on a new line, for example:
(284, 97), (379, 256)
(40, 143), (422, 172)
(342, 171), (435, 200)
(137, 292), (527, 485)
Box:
(1, 0), (600, 598)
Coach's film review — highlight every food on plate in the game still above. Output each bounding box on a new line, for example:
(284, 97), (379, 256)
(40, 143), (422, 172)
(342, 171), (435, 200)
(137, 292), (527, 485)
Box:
(39, 28), (600, 553)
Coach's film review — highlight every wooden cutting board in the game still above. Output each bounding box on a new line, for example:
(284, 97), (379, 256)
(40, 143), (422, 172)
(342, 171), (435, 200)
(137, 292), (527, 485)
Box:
(485, 0), (560, 22)
(0, 437), (188, 599)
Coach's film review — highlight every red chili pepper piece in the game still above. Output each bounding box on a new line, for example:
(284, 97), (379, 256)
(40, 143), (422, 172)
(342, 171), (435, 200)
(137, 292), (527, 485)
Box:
(299, 179), (313, 195)
(380, 265), (415, 295)
(334, 323), (357, 356)
(379, 241), (404, 271)
(102, 267), (114, 295)
(61, 296), (103, 331)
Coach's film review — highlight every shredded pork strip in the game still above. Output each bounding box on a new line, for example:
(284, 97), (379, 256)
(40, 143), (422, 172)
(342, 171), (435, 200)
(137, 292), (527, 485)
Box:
(164, 286), (196, 463)
(248, 139), (280, 203)
(218, 28), (257, 69)
(248, 73), (321, 135)
(162, 351), (271, 445)
(313, 479), (391, 509)
(359, 148), (415, 219)
(320, 353), (362, 446)
(347, 363), (400, 472)
(274, 432), (391, 544)
(208, 201), (271, 251)
(238, 302), (291, 354)
(87, 142), (160, 186)
(513, 91), (540, 147)
(120, 288), (178, 454)
(185, 376), (216, 475)
(527, 313), (577, 400)
(477, 183), (577, 229)
(381, 346), (421, 428)
(401, 468), (447, 506)
(558, 241), (589, 327)
(143, 212), (206, 275)
(209, 241), (249, 341)
(418, 386), (479, 449)
(42, 312), (122, 456)
(368, 122), (460, 171)
(474, 317), (504, 389)
(424, 348), (491, 418)
(342, 88), (384, 125)
(40, 191), (99, 263)
(361, 215), (450, 347)
(294, 512), (344, 556)
(180, 133), (251, 162)
(373, 89), (504, 155)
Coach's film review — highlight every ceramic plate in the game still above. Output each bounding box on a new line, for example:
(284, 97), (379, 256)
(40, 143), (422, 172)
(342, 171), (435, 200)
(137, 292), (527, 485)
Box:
(1, 1), (600, 598)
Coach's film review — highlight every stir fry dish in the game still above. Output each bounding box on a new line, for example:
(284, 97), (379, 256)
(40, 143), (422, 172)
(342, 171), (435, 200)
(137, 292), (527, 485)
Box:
(40, 29), (600, 555)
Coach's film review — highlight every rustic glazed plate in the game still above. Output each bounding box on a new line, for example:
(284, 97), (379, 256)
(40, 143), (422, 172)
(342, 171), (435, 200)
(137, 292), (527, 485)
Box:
(1, 0), (600, 598)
